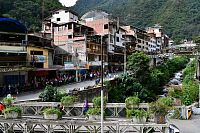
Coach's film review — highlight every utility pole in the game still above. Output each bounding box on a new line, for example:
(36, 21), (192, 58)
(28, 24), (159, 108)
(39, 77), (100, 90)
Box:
(124, 42), (126, 75)
(100, 35), (104, 133)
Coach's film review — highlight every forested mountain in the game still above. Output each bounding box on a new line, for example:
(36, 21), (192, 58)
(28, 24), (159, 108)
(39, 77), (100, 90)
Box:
(73, 0), (200, 42)
(1, 0), (199, 42)
(0, 0), (63, 32)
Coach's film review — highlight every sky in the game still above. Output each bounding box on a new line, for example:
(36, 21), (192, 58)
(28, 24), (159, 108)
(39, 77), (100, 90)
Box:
(59, 0), (78, 7)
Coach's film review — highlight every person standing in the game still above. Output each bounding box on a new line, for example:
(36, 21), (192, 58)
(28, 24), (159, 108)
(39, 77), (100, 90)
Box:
(83, 100), (89, 115)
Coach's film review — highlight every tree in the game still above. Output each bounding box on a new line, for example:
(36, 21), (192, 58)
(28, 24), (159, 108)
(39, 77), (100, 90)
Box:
(127, 52), (150, 84)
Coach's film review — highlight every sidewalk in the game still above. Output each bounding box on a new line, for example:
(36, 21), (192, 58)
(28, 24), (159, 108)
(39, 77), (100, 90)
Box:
(168, 115), (200, 133)
(2, 72), (122, 102)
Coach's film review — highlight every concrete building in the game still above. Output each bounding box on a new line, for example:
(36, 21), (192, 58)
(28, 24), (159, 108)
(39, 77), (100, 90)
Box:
(81, 10), (126, 72)
(0, 18), (54, 95)
(121, 26), (137, 55)
(135, 28), (149, 53)
(42, 9), (79, 40)
(146, 24), (169, 53)
(43, 9), (109, 74)
(147, 33), (157, 54)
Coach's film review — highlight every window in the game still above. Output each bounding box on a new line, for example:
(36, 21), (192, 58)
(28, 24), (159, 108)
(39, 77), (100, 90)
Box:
(104, 24), (108, 29)
(110, 35), (113, 43)
(68, 23), (72, 29)
(55, 12), (59, 14)
(57, 18), (60, 21)
(116, 37), (119, 42)
(68, 35), (72, 39)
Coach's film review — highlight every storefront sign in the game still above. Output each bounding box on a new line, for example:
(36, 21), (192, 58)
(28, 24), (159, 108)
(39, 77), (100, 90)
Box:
(33, 55), (46, 63)
(64, 62), (74, 69)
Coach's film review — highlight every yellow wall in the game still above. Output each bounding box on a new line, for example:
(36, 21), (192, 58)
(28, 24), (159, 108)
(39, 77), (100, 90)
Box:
(27, 46), (49, 68)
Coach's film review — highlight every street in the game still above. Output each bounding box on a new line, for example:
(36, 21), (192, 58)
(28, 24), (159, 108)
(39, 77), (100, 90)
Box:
(15, 80), (96, 102)
(168, 115), (200, 133)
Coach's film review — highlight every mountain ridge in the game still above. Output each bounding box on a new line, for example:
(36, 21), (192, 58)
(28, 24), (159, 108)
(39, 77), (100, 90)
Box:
(73, 0), (200, 42)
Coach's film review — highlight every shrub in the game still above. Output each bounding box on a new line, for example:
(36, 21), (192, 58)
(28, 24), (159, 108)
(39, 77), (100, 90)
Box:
(126, 109), (149, 120)
(39, 85), (66, 102)
(87, 108), (101, 115)
(92, 96), (107, 108)
(125, 96), (140, 109)
(61, 96), (76, 107)
(149, 97), (173, 115)
(42, 108), (62, 118)
(3, 106), (22, 115)
(3, 96), (15, 106)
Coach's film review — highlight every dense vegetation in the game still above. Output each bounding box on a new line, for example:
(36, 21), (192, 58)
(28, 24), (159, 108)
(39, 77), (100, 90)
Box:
(1, 0), (199, 41)
(73, 0), (200, 42)
(181, 59), (198, 105)
(0, 0), (63, 32)
(106, 52), (189, 103)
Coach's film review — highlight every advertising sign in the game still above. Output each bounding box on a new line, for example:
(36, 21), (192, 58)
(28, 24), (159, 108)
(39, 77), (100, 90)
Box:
(64, 62), (74, 69)
(33, 55), (46, 63)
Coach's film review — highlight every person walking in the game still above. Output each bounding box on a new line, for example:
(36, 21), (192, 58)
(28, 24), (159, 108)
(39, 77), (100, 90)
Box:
(83, 99), (89, 115)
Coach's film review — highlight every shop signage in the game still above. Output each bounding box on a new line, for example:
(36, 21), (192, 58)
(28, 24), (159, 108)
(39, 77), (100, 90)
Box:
(33, 55), (46, 63)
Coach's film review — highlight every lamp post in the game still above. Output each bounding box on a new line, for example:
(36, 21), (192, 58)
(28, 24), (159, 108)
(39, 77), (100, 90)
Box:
(75, 49), (79, 82)
(124, 42), (126, 75)
(100, 35), (104, 133)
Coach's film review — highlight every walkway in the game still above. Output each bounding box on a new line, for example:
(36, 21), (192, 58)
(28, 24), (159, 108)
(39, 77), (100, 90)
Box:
(15, 73), (121, 102)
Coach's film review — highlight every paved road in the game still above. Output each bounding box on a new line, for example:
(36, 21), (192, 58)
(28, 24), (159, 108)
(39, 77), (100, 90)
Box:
(15, 73), (121, 102)
(168, 115), (200, 133)
(15, 80), (96, 102)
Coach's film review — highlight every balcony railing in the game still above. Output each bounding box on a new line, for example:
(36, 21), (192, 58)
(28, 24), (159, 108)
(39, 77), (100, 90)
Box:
(0, 41), (22, 46)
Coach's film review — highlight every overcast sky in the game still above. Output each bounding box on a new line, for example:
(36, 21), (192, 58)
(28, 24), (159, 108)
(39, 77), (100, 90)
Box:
(59, 0), (78, 7)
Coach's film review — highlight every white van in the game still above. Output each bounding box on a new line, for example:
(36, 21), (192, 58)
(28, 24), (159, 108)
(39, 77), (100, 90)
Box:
(169, 124), (180, 133)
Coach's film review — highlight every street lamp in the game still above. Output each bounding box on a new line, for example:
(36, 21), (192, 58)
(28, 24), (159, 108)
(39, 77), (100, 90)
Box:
(100, 35), (104, 133)
(124, 42), (126, 75)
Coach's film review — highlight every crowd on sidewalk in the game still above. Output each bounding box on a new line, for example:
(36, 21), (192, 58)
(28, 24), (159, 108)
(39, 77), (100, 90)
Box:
(0, 69), (121, 97)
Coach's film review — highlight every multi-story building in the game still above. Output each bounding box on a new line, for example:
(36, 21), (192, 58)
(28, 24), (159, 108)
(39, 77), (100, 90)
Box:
(43, 9), (109, 74)
(42, 9), (79, 38)
(135, 28), (149, 53)
(0, 18), (53, 95)
(146, 24), (169, 53)
(147, 33), (157, 54)
(81, 10), (125, 72)
(121, 26), (137, 55)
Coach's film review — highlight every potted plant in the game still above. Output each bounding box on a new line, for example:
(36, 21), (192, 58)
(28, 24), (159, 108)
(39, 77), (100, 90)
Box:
(43, 108), (62, 120)
(3, 96), (15, 107)
(61, 96), (76, 107)
(87, 96), (107, 121)
(125, 96), (147, 123)
(132, 109), (148, 123)
(87, 108), (101, 120)
(125, 96), (140, 110)
(3, 106), (22, 119)
(149, 97), (173, 124)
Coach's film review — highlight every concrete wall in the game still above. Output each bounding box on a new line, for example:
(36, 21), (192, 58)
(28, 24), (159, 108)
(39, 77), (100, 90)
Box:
(51, 10), (78, 24)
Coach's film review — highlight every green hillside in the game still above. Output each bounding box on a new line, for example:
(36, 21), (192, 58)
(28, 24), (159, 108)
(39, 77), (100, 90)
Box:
(73, 0), (200, 42)
(0, 0), (63, 32)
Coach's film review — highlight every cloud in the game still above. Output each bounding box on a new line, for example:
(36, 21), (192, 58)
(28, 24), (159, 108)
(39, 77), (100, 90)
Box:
(59, 0), (77, 7)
